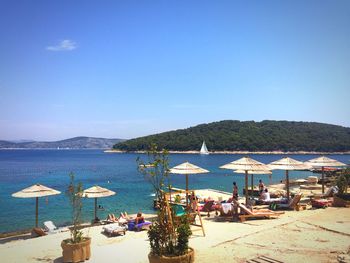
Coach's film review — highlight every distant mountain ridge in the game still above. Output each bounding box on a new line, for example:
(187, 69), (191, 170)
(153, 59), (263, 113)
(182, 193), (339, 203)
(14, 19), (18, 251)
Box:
(0, 137), (125, 149)
(113, 120), (350, 152)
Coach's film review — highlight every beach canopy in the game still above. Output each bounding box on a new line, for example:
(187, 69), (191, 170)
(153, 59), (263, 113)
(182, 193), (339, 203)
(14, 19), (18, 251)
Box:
(268, 157), (310, 200)
(82, 186), (116, 222)
(305, 156), (346, 167)
(305, 156), (346, 193)
(169, 162), (209, 175)
(220, 157), (270, 204)
(268, 157), (311, 170)
(220, 157), (269, 171)
(12, 184), (61, 227)
(169, 162), (209, 206)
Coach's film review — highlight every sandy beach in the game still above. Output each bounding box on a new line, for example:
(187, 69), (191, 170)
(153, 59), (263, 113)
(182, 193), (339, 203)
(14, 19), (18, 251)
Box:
(1, 207), (349, 263)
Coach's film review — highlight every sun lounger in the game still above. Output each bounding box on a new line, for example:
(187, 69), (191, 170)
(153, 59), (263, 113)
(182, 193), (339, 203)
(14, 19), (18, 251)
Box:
(235, 201), (284, 222)
(43, 221), (58, 234)
(310, 186), (338, 199)
(275, 193), (302, 210)
(199, 200), (215, 217)
(247, 255), (284, 263)
(31, 227), (47, 237)
(42, 220), (69, 233)
(103, 223), (127, 236)
(218, 202), (233, 216)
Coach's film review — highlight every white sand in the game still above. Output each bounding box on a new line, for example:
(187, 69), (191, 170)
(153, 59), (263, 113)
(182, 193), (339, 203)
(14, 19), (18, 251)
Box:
(1, 208), (350, 263)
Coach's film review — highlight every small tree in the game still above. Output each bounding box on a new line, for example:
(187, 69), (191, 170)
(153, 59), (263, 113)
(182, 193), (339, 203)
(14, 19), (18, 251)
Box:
(66, 173), (84, 244)
(137, 144), (192, 257)
(336, 168), (350, 195)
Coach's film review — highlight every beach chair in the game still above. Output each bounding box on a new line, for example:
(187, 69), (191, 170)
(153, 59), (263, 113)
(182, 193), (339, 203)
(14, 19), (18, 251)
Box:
(43, 221), (58, 234)
(199, 200), (215, 217)
(102, 223), (127, 236)
(236, 201), (284, 222)
(219, 202), (233, 217)
(311, 186), (338, 199)
(31, 227), (47, 237)
(276, 193), (302, 210)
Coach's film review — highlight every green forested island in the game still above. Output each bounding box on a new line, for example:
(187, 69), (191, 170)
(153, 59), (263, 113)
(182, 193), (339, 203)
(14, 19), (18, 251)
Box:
(113, 120), (350, 152)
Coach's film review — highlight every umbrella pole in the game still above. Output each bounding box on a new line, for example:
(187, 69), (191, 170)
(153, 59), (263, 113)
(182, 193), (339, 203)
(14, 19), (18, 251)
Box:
(94, 198), (97, 221)
(286, 170), (290, 201)
(251, 174), (254, 197)
(245, 171), (248, 205)
(186, 175), (189, 208)
(35, 197), (38, 228)
(321, 166), (325, 194)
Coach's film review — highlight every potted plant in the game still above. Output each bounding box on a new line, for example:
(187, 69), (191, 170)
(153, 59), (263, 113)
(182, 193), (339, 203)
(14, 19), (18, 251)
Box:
(138, 144), (194, 263)
(333, 168), (350, 207)
(61, 173), (91, 263)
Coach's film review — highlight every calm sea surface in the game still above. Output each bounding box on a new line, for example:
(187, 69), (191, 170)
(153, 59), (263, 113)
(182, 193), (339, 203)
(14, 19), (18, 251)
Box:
(0, 150), (349, 233)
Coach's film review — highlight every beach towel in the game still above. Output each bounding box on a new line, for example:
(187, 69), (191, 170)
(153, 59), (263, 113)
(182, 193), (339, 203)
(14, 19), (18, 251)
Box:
(311, 199), (330, 208)
(221, 203), (232, 214)
(127, 220), (152, 231)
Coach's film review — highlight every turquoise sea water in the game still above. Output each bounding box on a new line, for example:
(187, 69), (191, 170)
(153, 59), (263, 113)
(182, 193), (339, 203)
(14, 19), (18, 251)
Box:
(0, 150), (348, 233)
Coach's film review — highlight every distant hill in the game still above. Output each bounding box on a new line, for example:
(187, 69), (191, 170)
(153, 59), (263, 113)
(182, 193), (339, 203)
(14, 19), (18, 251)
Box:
(113, 120), (350, 152)
(0, 137), (125, 149)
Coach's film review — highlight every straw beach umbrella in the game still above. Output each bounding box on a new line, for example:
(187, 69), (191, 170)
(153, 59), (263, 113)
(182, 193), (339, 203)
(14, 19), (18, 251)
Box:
(305, 156), (346, 193)
(169, 162), (209, 206)
(220, 157), (271, 204)
(268, 157), (310, 200)
(12, 184), (61, 227)
(234, 169), (272, 197)
(82, 186), (116, 222)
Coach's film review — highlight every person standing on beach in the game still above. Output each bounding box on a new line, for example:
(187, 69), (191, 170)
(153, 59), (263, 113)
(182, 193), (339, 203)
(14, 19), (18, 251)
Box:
(258, 179), (265, 194)
(232, 182), (238, 200)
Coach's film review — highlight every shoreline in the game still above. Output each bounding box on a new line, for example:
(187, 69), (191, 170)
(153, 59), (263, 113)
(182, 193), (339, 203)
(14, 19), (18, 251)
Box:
(1, 208), (350, 263)
(105, 149), (350, 155)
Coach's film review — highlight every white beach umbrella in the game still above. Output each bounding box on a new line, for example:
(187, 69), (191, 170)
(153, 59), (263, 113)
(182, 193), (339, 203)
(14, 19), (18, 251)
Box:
(12, 184), (61, 227)
(82, 186), (116, 222)
(268, 157), (310, 200)
(305, 156), (346, 193)
(234, 169), (272, 197)
(169, 162), (209, 206)
(220, 157), (271, 204)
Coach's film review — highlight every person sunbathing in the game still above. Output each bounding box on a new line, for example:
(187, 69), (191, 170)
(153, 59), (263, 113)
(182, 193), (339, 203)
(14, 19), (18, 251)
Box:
(135, 212), (145, 225)
(106, 213), (118, 222)
(106, 213), (128, 224)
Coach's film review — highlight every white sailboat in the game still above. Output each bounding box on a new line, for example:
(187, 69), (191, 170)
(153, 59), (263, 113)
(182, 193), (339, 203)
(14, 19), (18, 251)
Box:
(200, 141), (209, 155)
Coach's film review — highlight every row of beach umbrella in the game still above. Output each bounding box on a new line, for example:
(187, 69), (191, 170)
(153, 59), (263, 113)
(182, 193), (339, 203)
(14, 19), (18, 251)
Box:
(12, 184), (115, 228)
(170, 156), (346, 205)
(12, 156), (346, 228)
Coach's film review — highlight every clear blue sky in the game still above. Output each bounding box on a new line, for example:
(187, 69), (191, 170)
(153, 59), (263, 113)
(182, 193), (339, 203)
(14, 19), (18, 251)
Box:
(0, 0), (349, 141)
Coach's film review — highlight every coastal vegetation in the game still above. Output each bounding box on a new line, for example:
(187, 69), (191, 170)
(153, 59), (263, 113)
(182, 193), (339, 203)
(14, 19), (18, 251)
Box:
(114, 120), (350, 152)
(61, 173), (91, 263)
(137, 145), (193, 261)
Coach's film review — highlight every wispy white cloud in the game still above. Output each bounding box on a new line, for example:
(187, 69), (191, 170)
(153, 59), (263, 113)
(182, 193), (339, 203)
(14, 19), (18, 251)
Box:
(46, 39), (77, 51)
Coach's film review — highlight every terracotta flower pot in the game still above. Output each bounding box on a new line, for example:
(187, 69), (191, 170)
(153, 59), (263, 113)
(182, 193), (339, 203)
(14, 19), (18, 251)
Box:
(61, 237), (91, 263)
(148, 247), (194, 263)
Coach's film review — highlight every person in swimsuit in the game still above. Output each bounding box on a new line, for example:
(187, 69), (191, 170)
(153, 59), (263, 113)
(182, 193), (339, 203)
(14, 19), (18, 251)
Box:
(232, 182), (238, 200)
(258, 179), (265, 194)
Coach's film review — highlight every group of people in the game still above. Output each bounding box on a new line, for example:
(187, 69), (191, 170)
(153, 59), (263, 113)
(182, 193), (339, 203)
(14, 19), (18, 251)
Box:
(106, 212), (145, 225)
(232, 179), (270, 201)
